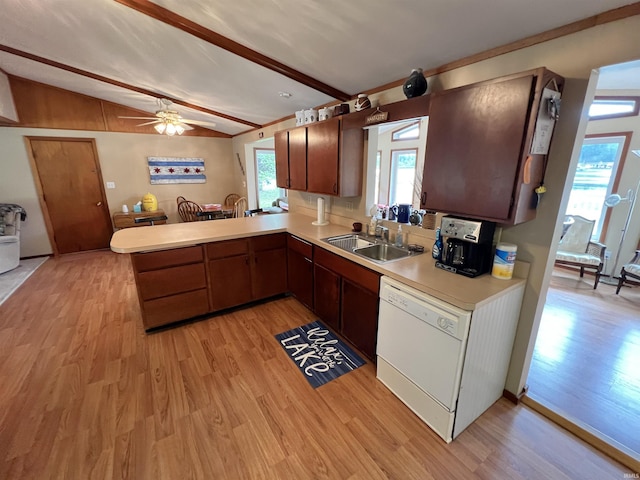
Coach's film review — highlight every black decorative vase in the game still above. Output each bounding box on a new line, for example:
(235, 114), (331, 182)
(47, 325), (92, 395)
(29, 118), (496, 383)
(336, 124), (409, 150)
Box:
(402, 68), (428, 98)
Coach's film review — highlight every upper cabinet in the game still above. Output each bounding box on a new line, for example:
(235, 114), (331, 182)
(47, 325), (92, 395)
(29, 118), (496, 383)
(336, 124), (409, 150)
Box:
(419, 68), (564, 225)
(275, 117), (364, 197)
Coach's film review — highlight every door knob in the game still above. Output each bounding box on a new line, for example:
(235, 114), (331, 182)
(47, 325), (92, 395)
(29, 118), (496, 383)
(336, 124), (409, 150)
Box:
(96, 201), (103, 206)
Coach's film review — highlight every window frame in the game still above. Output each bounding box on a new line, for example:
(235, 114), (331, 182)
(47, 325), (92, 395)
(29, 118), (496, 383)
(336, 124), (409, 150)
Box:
(391, 121), (421, 142)
(388, 148), (418, 206)
(253, 147), (285, 210)
(588, 96), (640, 121)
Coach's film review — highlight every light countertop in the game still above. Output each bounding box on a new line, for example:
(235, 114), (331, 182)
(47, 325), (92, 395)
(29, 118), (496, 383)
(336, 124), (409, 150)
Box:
(110, 213), (525, 310)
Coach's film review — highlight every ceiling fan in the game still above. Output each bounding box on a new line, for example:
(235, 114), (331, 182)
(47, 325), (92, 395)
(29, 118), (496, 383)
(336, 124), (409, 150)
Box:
(119, 98), (217, 135)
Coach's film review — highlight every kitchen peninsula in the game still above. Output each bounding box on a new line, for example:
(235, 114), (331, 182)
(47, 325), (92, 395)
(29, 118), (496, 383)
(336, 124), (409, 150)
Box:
(111, 212), (525, 325)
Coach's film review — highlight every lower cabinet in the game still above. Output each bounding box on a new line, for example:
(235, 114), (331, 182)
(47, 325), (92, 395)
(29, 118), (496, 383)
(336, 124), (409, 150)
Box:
(131, 245), (210, 330)
(131, 233), (287, 330)
(287, 234), (314, 310)
(313, 247), (381, 360)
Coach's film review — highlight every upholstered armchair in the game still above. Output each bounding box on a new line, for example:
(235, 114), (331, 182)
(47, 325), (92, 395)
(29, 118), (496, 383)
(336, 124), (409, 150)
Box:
(554, 215), (606, 289)
(615, 250), (640, 295)
(0, 205), (26, 274)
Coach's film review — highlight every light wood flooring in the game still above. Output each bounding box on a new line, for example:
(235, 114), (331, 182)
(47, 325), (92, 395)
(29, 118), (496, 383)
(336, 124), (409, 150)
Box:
(0, 251), (633, 479)
(527, 267), (640, 460)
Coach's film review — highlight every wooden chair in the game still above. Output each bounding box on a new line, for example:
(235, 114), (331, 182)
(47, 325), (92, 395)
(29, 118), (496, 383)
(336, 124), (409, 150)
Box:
(177, 200), (203, 222)
(615, 250), (640, 294)
(554, 215), (606, 289)
(224, 194), (241, 209)
(233, 197), (247, 218)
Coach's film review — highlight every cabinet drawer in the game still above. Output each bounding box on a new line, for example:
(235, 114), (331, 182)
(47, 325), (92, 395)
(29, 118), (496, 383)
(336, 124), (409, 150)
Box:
(137, 263), (207, 300)
(314, 247), (380, 294)
(287, 234), (313, 258)
(252, 233), (286, 251)
(206, 238), (249, 259)
(142, 288), (210, 329)
(132, 245), (203, 272)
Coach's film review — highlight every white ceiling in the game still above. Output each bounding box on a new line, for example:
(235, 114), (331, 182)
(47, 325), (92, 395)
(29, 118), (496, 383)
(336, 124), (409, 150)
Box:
(0, 0), (636, 135)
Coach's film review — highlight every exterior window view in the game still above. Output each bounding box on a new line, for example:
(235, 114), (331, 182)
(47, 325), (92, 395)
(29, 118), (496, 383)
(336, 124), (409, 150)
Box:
(1, 2), (639, 479)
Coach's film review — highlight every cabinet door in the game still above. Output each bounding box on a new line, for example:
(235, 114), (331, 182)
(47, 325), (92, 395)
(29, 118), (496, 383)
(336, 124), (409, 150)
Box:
(208, 255), (252, 311)
(252, 248), (287, 300)
(307, 118), (340, 195)
(313, 263), (341, 331)
(275, 129), (289, 189)
(341, 279), (379, 360)
(420, 75), (534, 222)
(288, 126), (307, 191)
(287, 249), (314, 310)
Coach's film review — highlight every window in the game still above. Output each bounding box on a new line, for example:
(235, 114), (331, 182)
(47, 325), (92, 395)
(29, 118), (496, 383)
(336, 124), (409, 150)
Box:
(564, 135), (627, 240)
(389, 149), (417, 205)
(254, 148), (285, 209)
(391, 122), (420, 141)
(588, 96), (639, 120)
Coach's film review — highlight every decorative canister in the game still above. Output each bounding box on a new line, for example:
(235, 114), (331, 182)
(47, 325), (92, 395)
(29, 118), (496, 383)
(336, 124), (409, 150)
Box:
(402, 68), (428, 98)
(319, 107), (333, 121)
(492, 243), (517, 279)
(354, 93), (371, 111)
(333, 103), (350, 116)
(295, 110), (305, 126)
(304, 108), (318, 124)
(142, 192), (158, 212)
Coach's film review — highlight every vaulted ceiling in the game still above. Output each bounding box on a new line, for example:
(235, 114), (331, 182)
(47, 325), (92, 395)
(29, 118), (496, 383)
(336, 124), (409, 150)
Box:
(0, 0), (638, 136)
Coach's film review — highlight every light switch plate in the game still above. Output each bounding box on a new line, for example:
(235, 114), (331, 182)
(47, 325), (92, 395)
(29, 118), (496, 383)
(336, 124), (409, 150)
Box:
(106, 182), (116, 189)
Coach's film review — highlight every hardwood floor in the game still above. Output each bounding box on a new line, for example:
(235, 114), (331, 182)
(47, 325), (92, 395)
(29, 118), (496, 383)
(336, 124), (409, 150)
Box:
(0, 251), (633, 479)
(527, 267), (640, 462)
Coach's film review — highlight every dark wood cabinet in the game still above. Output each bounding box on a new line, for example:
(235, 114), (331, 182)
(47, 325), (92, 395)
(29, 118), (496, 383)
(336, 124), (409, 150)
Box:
(313, 262), (341, 331)
(206, 238), (252, 311)
(287, 234), (314, 309)
(275, 128), (307, 190)
(420, 67), (563, 225)
(207, 234), (287, 310)
(313, 247), (381, 360)
(274, 117), (364, 197)
(131, 245), (210, 330)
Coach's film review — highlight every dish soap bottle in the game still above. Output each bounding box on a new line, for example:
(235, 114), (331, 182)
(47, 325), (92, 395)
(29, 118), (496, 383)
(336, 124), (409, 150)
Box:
(395, 224), (404, 248)
(432, 227), (443, 261)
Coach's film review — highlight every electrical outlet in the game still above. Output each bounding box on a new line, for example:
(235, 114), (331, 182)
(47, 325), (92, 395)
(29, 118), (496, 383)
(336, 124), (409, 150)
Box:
(346, 202), (353, 211)
(106, 182), (115, 189)
(605, 251), (612, 259)
(308, 195), (313, 205)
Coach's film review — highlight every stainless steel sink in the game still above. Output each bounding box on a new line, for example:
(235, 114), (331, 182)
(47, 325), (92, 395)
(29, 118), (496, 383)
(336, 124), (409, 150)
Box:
(353, 243), (413, 263)
(323, 234), (375, 251)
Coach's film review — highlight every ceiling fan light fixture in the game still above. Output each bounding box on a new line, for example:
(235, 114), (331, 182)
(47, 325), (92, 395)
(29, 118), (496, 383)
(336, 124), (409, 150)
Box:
(165, 123), (177, 136)
(175, 124), (185, 135)
(154, 123), (166, 134)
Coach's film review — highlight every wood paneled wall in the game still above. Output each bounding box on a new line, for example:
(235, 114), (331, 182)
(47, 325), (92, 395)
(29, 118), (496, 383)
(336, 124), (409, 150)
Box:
(6, 76), (230, 138)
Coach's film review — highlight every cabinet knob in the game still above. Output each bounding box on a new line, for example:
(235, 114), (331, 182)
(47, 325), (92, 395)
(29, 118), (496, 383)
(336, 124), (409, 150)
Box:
(96, 201), (103, 207)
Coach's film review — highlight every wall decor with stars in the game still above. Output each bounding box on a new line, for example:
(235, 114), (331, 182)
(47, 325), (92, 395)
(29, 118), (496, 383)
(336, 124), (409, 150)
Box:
(147, 157), (206, 184)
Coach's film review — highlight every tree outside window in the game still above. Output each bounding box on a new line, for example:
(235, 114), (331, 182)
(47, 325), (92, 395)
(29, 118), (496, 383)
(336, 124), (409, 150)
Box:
(254, 148), (285, 209)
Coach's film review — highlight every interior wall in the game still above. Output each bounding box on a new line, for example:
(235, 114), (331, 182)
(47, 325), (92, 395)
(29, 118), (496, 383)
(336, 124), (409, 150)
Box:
(0, 71), (18, 121)
(232, 15), (640, 396)
(0, 127), (234, 256)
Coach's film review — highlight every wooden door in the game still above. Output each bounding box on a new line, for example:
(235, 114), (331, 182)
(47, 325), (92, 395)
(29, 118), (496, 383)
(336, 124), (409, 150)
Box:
(288, 127), (307, 191)
(28, 137), (112, 254)
(274, 130), (289, 189)
(341, 279), (379, 360)
(251, 247), (287, 300)
(208, 255), (253, 310)
(287, 248), (314, 309)
(307, 118), (340, 195)
(313, 263), (341, 331)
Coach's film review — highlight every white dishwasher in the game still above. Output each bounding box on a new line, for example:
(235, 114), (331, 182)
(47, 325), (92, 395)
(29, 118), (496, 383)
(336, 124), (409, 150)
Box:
(376, 276), (526, 443)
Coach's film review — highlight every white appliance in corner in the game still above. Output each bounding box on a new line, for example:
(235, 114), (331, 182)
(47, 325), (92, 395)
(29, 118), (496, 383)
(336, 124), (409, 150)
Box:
(376, 276), (524, 443)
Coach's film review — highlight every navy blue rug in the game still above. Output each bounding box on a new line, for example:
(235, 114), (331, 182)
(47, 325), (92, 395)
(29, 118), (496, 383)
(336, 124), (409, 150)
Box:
(275, 320), (366, 388)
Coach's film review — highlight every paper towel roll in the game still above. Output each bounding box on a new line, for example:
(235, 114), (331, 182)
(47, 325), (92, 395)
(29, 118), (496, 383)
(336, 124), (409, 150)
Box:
(312, 197), (329, 226)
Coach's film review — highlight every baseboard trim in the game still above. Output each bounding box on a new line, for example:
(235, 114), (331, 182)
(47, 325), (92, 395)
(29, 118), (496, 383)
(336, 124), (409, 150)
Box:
(522, 394), (640, 472)
(502, 386), (527, 404)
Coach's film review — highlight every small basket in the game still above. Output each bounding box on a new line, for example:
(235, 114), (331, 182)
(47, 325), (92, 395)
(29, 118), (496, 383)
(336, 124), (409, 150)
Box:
(422, 211), (437, 230)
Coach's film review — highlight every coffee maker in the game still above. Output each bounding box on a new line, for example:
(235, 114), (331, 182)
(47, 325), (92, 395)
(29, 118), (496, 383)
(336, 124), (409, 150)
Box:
(436, 216), (496, 278)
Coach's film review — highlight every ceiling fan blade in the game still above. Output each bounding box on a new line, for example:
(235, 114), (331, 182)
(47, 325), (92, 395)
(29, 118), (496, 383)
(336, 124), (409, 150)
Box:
(179, 123), (194, 130)
(118, 116), (159, 120)
(136, 120), (161, 126)
(180, 119), (217, 127)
